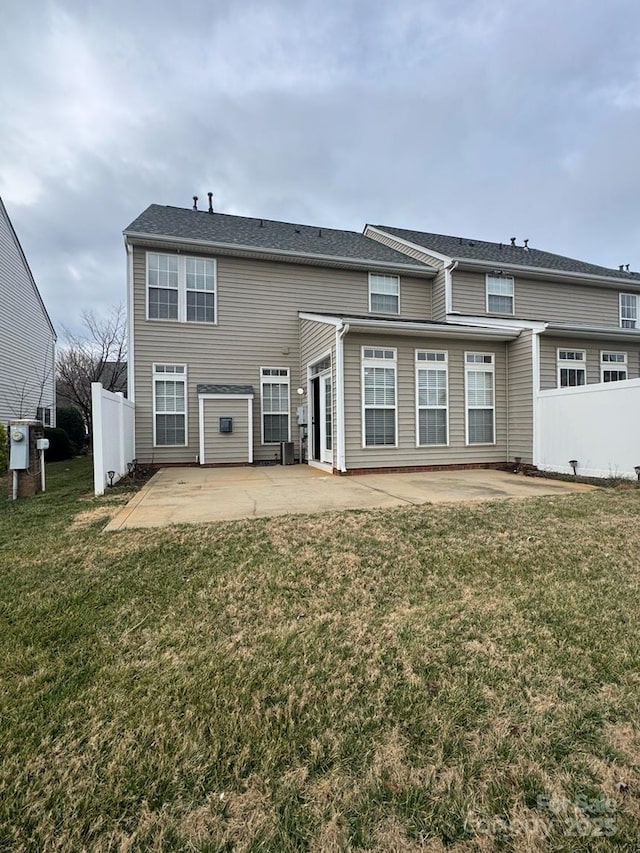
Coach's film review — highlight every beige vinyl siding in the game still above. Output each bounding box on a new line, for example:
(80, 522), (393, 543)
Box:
(0, 204), (56, 426)
(134, 249), (432, 462)
(507, 330), (534, 462)
(432, 268), (447, 321)
(452, 269), (622, 326)
(343, 333), (507, 469)
(365, 230), (445, 270)
(539, 336), (640, 390)
(202, 398), (250, 463)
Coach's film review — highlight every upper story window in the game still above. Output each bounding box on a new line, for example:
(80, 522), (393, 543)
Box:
(486, 274), (514, 314)
(557, 349), (586, 387)
(362, 347), (397, 446)
(620, 293), (638, 329)
(147, 252), (217, 323)
(601, 351), (627, 382)
(465, 353), (495, 445)
(369, 274), (399, 314)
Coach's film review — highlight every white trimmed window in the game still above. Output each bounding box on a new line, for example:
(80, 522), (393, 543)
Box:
(36, 406), (51, 426)
(465, 353), (495, 445)
(362, 347), (397, 446)
(557, 349), (586, 387)
(416, 350), (448, 446)
(601, 351), (627, 382)
(486, 274), (514, 314)
(147, 252), (217, 323)
(261, 368), (290, 443)
(620, 293), (638, 329)
(153, 364), (187, 446)
(369, 274), (400, 314)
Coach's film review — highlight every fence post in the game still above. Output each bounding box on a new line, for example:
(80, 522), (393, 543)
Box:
(92, 383), (105, 496)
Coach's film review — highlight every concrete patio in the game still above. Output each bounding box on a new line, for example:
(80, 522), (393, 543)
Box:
(104, 465), (595, 530)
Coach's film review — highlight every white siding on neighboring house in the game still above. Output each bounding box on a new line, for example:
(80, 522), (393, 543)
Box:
(0, 198), (56, 427)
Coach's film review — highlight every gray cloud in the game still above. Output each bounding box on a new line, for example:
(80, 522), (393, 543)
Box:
(1, 0), (640, 335)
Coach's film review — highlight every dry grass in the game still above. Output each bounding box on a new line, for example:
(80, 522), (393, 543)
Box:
(0, 458), (639, 851)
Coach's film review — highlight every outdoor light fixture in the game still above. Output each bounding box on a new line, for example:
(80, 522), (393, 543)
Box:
(635, 465), (640, 482)
(127, 461), (135, 474)
(514, 456), (522, 473)
(569, 460), (578, 476)
(107, 470), (116, 487)
(296, 387), (304, 396)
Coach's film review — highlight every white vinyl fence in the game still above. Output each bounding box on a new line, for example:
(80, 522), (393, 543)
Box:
(536, 378), (640, 479)
(92, 382), (135, 495)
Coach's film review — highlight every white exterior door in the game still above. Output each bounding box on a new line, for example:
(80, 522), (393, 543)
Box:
(320, 372), (332, 464)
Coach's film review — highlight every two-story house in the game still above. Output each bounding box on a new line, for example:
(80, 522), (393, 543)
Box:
(124, 202), (640, 474)
(0, 197), (56, 428)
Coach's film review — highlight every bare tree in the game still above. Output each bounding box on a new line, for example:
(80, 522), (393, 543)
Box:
(56, 304), (127, 435)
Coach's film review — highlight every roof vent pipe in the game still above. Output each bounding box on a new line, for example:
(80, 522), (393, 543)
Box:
(523, 238), (529, 251)
(619, 264), (625, 271)
(207, 192), (213, 214)
(626, 264), (630, 272)
(510, 237), (516, 247)
(192, 195), (198, 211)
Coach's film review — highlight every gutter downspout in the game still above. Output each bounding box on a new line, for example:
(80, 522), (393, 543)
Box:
(335, 322), (350, 473)
(125, 240), (136, 460)
(444, 260), (458, 316)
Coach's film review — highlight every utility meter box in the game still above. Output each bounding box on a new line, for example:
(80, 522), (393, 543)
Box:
(219, 417), (233, 434)
(36, 438), (50, 451)
(8, 419), (45, 499)
(10, 424), (29, 469)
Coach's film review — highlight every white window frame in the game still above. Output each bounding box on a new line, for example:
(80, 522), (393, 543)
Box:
(620, 293), (638, 329)
(486, 274), (515, 315)
(415, 350), (449, 447)
(260, 367), (291, 445)
(557, 349), (586, 388)
(600, 351), (628, 382)
(464, 352), (496, 446)
(153, 363), (188, 447)
(146, 252), (217, 324)
(36, 406), (52, 426)
(368, 273), (400, 315)
(361, 346), (398, 448)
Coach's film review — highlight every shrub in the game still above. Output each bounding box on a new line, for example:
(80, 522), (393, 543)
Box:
(56, 407), (86, 452)
(0, 423), (7, 474)
(44, 427), (73, 462)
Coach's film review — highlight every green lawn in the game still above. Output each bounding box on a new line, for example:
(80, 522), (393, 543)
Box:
(1, 459), (638, 851)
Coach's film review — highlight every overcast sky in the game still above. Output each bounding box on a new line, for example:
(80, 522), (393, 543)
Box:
(2, 0), (640, 337)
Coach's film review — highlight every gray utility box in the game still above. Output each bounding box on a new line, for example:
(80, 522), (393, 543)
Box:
(280, 441), (295, 465)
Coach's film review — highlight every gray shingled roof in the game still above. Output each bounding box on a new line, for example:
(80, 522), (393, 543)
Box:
(197, 384), (254, 395)
(125, 205), (431, 267)
(373, 225), (640, 281)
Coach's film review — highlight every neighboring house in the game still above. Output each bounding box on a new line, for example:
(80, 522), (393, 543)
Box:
(123, 202), (640, 473)
(0, 197), (56, 428)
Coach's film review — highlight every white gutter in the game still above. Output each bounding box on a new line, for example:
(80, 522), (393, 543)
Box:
(542, 323), (640, 341)
(125, 240), (135, 402)
(123, 230), (435, 277)
(452, 256), (640, 289)
(341, 316), (520, 340)
(335, 322), (349, 472)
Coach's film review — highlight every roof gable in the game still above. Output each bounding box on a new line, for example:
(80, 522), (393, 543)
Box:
(0, 197), (56, 338)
